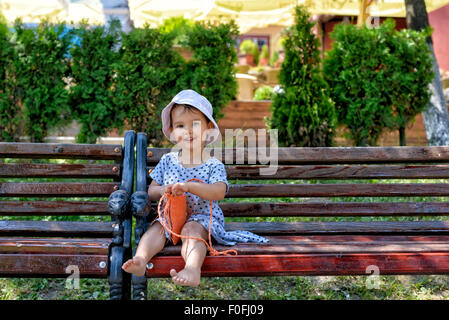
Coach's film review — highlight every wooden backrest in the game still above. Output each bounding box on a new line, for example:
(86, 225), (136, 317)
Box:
(0, 131), (135, 219)
(144, 146), (449, 220)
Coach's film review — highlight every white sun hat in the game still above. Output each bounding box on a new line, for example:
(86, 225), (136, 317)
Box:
(161, 89), (220, 145)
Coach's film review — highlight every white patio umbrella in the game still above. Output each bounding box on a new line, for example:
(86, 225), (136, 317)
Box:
(128, 0), (449, 32)
(0, 0), (105, 24)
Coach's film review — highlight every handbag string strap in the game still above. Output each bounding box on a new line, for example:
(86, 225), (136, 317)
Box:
(157, 178), (237, 256)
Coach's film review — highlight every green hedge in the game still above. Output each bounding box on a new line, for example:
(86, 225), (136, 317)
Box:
(266, 5), (337, 147)
(323, 19), (433, 146)
(0, 18), (238, 145)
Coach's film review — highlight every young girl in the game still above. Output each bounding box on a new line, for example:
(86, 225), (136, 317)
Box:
(122, 89), (268, 287)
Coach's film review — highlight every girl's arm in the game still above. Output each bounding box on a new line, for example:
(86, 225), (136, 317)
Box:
(172, 181), (227, 201)
(148, 179), (171, 201)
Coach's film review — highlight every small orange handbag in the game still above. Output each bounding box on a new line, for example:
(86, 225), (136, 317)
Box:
(157, 178), (237, 256)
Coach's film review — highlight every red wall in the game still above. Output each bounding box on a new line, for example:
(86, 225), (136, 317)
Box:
(429, 3), (449, 71)
(322, 8), (448, 73)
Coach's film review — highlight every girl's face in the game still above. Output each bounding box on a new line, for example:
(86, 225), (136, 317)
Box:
(169, 105), (214, 150)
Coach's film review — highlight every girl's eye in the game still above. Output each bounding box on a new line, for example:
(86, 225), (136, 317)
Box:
(176, 125), (183, 128)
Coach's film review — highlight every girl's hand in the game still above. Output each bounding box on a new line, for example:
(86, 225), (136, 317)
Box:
(160, 184), (173, 196)
(160, 183), (189, 196)
(171, 182), (189, 196)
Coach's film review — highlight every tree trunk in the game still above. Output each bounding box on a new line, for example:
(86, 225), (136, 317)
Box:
(399, 125), (406, 146)
(405, 0), (449, 146)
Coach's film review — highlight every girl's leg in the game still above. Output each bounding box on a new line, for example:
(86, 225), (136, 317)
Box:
(170, 221), (208, 287)
(122, 221), (166, 277)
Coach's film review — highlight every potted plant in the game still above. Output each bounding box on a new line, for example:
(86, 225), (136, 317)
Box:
(259, 44), (269, 66)
(239, 39), (259, 66)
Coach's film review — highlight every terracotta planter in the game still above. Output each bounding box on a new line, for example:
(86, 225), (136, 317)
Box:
(173, 45), (193, 61)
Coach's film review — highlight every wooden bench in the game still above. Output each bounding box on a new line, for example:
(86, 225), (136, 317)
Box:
(131, 132), (449, 299)
(0, 130), (136, 300)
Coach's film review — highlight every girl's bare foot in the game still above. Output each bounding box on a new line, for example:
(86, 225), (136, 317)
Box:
(122, 256), (147, 277)
(170, 267), (201, 287)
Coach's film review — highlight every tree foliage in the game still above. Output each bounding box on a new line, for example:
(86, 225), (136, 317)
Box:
(323, 19), (433, 146)
(267, 5), (337, 147)
(13, 20), (73, 142)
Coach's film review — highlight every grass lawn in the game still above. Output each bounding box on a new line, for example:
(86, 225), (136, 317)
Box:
(1, 166), (449, 300)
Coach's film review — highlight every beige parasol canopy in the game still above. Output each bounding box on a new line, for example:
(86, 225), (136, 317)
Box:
(0, 0), (105, 24)
(1, 0), (448, 31)
(128, 0), (449, 32)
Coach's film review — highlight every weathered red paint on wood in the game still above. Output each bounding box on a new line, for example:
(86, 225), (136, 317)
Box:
(0, 237), (111, 254)
(0, 182), (118, 197)
(0, 143), (122, 160)
(146, 252), (449, 277)
(0, 254), (108, 277)
(159, 235), (449, 256)
(146, 146), (449, 165)
(0, 163), (120, 178)
(0, 200), (109, 216)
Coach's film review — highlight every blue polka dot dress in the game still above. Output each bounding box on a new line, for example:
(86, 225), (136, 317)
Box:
(149, 151), (269, 246)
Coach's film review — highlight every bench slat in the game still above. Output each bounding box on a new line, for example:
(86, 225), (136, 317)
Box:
(0, 143), (122, 160)
(147, 164), (449, 180)
(146, 146), (449, 165)
(0, 164), (120, 178)
(225, 183), (449, 198)
(225, 221), (449, 235)
(0, 220), (113, 237)
(0, 182), (118, 197)
(217, 202), (449, 217)
(146, 252), (449, 277)
(0, 201), (109, 216)
(226, 165), (449, 180)
(159, 235), (449, 255)
(0, 237), (111, 254)
(0, 254), (108, 277)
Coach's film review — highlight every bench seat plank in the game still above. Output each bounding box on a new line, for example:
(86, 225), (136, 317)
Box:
(0, 201), (109, 216)
(0, 254), (109, 277)
(0, 220), (114, 237)
(146, 252), (449, 277)
(158, 235), (449, 256)
(0, 237), (111, 254)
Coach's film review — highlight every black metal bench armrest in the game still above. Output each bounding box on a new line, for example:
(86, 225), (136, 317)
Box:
(130, 132), (152, 300)
(107, 130), (135, 300)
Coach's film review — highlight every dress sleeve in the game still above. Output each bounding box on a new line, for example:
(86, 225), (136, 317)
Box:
(209, 161), (229, 195)
(149, 154), (166, 185)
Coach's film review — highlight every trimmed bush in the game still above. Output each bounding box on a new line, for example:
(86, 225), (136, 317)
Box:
(69, 20), (122, 144)
(323, 19), (433, 146)
(0, 17), (22, 141)
(266, 5), (337, 147)
(177, 20), (239, 122)
(13, 20), (73, 142)
(114, 26), (183, 146)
